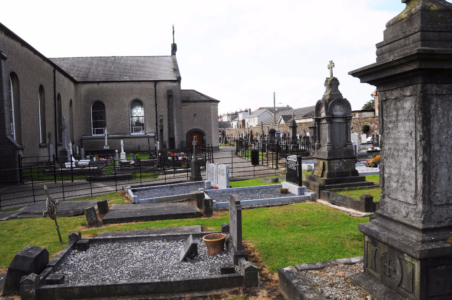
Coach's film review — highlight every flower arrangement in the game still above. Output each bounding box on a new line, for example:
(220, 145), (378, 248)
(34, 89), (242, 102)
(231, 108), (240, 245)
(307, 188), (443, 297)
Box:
(181, 162), (188, 168)
(214, 187), (219, 190)
(366, 155), (381, 167)
(279, 188), (289, 194)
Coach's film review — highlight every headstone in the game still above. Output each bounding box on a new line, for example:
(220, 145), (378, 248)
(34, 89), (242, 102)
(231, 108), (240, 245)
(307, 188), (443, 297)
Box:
(48, 132), (54, 162)
(269, 129), (276, 143)
(97, 200), (109, 215)
(120, 139), (127, 162)
(3, 245), (49, 296)
(84, 206), (101, 227)
(81, 148), (85, 160)
(221, 223), (230, 233)
(285, 155), (302, 186)
(361, 134), (367, 144)
(179, 234), (198, 262)
(58, 116), (70, 163)
(217, 164), (230, 189)
(68, 141), (73, 161)
(76, 146), (79, 155)
(206, 163), (216, 184)
(103, 128), (109, 149)
(190, 136), (202, 181)
(289, 113), (298, 145)
(351, 133), (360, 154)
(228, 195), (248, 265)
(203, 199), (213, 217)
(349, 1), (452, 298)
(251, 150), (259, 166)
(20, 273), (41, 300)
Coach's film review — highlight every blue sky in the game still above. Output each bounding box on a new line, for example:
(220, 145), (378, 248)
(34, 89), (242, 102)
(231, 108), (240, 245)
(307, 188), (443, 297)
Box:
(0, 0), (422, 115)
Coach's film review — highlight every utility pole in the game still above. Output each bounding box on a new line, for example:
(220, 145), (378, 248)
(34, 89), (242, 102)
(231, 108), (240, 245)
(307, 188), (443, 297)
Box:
(273, 92), (276, 125)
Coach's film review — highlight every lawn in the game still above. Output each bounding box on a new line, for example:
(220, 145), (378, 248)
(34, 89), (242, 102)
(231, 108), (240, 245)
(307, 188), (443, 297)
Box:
(335, 187), (381, 201)
(366, 174), (380, 183)
(0, 202), (367, 272)
(68, 191), (128, 206)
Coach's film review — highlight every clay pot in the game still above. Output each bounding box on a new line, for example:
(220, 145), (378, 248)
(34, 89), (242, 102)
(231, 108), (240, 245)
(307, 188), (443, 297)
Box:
(203, 233), (227, 256)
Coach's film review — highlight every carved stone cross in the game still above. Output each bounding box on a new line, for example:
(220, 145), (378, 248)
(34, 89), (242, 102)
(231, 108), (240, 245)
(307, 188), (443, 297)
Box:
(328, 60), (335, 78)
(192, 136), (199, 158)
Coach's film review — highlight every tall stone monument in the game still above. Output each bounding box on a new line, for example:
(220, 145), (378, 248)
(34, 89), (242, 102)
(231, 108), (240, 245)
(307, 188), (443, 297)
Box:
(289, 112), (297, 145)
(349, 1), (452, 299)
(190, 136), (202, 181)
(303, 63), (372, 194)
(57, 116), (70, 163)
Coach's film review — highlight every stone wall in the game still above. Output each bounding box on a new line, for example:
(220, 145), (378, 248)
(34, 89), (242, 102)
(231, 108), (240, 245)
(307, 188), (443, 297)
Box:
(225, 116), (379, 138)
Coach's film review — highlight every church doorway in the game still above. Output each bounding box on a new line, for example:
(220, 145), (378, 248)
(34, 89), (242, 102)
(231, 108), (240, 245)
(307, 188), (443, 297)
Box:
(186, 129), (206, 150)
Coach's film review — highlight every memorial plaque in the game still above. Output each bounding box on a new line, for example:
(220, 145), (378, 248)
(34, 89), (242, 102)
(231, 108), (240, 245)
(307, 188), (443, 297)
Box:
(313, 161), (324, 177)
(285, 155), (302, 186)
(179, 234), (198, 261)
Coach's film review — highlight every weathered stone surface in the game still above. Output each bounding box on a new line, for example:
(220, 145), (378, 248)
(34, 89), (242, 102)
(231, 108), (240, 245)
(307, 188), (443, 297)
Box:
(97, 225), (202, 237)
(195, 192), (204, 209)
(84, 206), (101, 227)
(76, 240), (90, 252)
(349, 1), (452, 298)
(179, 235), (198, 262)
(203, 199), (213, 218)
(220, 264), (235, 274)
(285, 155), (302, 186)
(228, 195), (248, 265)
(239, 258), (258, 288)
(221, 223), (230, 233)
(97, 200), (109, 215)
(320, 190), (376, 212)
(18, 201), (99, 218)
(68, 231), (81, 242)
(45, 274), (65, 285)
(20, 273), (41, 300)
(278, 266), (326, 300)
(3, 246), (48, 296)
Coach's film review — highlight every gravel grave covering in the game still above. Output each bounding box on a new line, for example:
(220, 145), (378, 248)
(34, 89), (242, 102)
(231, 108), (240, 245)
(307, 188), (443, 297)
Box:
(300, 263), (368, 299)
(206, 188), (295, 203)
(134, 182), (204, 199)
(54, 238), (232, 284)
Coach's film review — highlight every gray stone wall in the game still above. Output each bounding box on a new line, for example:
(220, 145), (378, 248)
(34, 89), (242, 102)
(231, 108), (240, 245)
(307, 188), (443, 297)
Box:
(181, 101), (219, 148)
(0, 29), (76, 158)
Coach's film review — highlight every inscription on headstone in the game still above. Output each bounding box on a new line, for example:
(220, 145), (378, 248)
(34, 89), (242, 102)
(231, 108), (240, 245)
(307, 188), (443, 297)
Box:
(285, 155), (302, 186)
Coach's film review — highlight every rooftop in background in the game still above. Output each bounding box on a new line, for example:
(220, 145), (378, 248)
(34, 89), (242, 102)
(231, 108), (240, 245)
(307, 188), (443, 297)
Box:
(50, 56), (179, 82)
(256, 106), (293, 114)
(261, 106), (315, 125)
(181, 90), (220, 102)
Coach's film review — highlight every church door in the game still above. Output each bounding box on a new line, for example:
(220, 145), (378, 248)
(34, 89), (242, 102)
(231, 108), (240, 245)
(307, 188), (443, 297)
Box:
(189, 132), (203, 150)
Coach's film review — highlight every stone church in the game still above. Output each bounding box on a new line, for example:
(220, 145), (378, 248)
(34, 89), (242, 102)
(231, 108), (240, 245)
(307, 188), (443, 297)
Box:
(0, 22), (219, 170)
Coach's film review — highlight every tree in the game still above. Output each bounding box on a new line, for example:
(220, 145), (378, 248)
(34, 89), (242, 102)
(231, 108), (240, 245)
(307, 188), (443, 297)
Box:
(361, 124), (370, 136)
(362, 99), (375, 110)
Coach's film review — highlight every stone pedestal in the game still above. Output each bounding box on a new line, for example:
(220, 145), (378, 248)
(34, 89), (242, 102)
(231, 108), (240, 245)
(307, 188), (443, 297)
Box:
(349, 1), (452, 299)
(303, 76), (373, 194)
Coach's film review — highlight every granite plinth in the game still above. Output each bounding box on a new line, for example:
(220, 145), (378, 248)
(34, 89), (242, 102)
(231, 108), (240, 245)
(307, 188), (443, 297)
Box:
(102, 203), (202, 224)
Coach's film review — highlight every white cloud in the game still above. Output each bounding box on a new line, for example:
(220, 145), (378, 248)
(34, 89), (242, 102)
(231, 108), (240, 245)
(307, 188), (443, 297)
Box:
(0, 0), (401, 113)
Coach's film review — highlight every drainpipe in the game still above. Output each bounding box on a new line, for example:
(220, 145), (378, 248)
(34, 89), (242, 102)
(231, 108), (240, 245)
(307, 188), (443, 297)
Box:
(154, 82), (158, 142)
(53, 69), (58, 161)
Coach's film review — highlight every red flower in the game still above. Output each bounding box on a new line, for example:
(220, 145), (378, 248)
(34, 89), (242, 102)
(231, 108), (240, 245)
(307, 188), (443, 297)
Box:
(214, 187), (219, 190)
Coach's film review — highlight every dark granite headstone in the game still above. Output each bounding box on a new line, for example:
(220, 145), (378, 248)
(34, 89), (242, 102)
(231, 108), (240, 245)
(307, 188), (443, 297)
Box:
(251, 150), (259, 166)
(285, 155), (302, 186)
(203, 199), (213, 218)
(3, 246), (49, 296)
(228, 195), (248, 265)
(179, 234), (198, 262)
(97, 200), (109, 215)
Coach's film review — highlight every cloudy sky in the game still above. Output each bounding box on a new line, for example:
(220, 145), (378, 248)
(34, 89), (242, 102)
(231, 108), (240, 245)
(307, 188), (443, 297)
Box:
(0, 0), (411, 114)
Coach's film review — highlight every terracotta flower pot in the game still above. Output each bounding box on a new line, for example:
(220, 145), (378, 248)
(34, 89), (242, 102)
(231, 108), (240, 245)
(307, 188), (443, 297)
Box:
(203, 233), (227, 256)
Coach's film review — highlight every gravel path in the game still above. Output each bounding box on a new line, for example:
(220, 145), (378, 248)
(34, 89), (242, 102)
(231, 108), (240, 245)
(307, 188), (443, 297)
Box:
(54, 238), (232, 284)
(300, 263), (368, 299)
(134, 182), (204, 199)
(206, 187), (295, 203)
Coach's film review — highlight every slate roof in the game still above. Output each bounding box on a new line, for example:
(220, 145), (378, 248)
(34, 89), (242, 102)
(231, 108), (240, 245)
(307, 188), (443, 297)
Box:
(218, 121), (232, 129)
(50, 56), (179, 82)
(261, 106), (315, 125)
(256, 106), (293, 114)
(181, 90), (220, 102)
(248, 109), (271, 117)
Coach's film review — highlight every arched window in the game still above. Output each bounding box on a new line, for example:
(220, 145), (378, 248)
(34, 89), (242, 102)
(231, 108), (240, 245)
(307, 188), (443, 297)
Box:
(91, 101), (106, 135)
(57, 94), (62, 142)
(130, 100), (144, 134)
(38, 86), (46, 143)
(9, 73), (21, 143)
(69, 99), (74, 142)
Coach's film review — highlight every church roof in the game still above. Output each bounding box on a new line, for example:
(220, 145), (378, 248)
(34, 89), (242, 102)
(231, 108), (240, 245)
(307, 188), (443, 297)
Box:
(50, 56), (179, 82)
(181, 90), (220, 102)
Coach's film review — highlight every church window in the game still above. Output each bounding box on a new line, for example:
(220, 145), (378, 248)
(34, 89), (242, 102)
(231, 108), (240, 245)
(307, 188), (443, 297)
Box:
(130, 100), (144, 134)
(9, 73), (21, 143)
(38, 85), (46, 143)
(91, 101), (106, 135)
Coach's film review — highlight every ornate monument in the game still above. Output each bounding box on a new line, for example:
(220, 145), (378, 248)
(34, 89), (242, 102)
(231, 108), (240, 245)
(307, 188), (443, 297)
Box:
(42, 185), (63, 244)
(303, 62), (372, 194)
(349, 1), (452, 299)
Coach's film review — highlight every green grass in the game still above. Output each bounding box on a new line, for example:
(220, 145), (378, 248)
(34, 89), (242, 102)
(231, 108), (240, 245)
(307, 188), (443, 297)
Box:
(230, 177), (286, 188)
(366, 174), (380, 183)
(131, 171), (160, 180)
(240, 151), (266, 159)
(0, 207), (23, 213)
(126, 153), (152, 160)
(335, 187), (381, 201)
(0, 202), (367, 271)
(68, 191), (127, 205)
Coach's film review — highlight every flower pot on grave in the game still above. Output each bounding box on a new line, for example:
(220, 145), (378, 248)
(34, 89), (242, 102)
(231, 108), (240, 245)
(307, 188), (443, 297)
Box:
(202, 233), (227, 256)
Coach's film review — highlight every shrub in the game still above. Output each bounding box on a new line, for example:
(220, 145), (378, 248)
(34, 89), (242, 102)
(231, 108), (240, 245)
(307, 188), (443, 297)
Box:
(279, 188), (289, 194)
(361, 124), (370, 135)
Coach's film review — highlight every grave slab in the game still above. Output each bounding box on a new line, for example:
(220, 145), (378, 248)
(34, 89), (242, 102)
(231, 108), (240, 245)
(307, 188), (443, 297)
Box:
(102, 203), (202, 224)
(97, 225), (202, 237)
(16, 201), (99, 218)
(179, 235), (198, 261)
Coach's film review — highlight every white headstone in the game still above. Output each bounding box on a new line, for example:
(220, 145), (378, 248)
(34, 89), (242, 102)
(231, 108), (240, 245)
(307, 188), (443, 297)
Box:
(120, 139), (127, 162)
(217, 164), (230, 189)
(206, 163), (216, 183)
(361, 134), (367, 143)
(351, 133), (360, 154)
(76, 146), (79, 155)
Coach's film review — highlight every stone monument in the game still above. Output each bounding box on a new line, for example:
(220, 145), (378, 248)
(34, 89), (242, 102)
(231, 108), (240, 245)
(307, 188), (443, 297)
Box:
(190, 136), (202, 181)
(268, 129), (276, 144)
(227, 194), (248, 265)
(289, 112), (297, 145)
(349, 1), (452, 299)
(57, 116), (70, 163)
(48, 132), (54, 162)
(120, 139), (127, 162)
(303, 62), (373, 195)
(103, 128), (109, 149)
(281, 155), (307, 196)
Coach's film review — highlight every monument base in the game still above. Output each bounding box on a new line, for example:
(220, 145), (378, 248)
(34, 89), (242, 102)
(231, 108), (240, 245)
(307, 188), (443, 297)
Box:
(303, 174), (374, 197)
(355, 217), (452, 300)
(281, 182), (306, 196)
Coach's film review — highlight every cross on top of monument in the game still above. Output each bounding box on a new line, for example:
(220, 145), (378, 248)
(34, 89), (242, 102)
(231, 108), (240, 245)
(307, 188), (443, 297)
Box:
(173, 24), (175, 44)
(328, 60), (335, 78)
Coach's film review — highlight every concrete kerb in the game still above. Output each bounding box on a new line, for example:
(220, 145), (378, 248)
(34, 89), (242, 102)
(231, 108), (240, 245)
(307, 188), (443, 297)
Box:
(127, 181), (205, 204)
(203, 185), (316, 209)
(28, 230), (257, 300)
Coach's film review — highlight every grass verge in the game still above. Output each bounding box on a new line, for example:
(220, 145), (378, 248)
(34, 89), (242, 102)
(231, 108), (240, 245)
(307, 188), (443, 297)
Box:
(335, 187), (381, 201)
